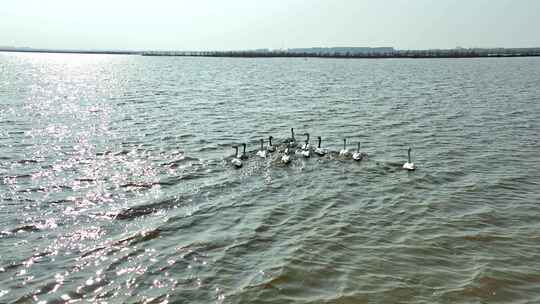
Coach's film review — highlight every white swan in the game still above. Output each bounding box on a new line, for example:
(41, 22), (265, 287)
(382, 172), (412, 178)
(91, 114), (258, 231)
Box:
(287, 128), (297, 148)
(231, 146), (243, 168)
(301, 133), (310, 150)
(403, 147), (416, 171)
(352, 142), (362, 161)
(339, 139), (350, 157)
(256, 139), (267, 158)
(299, 148), (310, 158)
(314, 136), (326, 156)
(240, 143), (248, 160)
(267, 136), (276, 152)
(281, 148), (291, 164)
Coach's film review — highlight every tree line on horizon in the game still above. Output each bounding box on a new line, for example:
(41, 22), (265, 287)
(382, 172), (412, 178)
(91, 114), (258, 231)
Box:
(142, 48), (540, 58)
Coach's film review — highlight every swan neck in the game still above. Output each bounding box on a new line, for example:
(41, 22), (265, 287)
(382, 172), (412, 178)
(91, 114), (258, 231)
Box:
(318, 137), (321, 148)
(408, 149), (411, 163)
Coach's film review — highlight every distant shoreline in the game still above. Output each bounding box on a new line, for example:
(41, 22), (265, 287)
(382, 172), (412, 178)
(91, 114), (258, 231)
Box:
(2, 48), (540, 59)
(141, 51), (540, 59)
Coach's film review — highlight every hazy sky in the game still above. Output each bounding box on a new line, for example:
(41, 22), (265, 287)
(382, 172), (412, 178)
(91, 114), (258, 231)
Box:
(2, 0), (539, 50)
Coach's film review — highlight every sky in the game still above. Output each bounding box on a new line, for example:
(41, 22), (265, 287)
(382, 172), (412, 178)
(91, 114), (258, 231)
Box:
(2, 0), (540, 51)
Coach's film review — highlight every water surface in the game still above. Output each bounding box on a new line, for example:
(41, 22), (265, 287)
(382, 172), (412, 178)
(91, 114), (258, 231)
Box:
(1, 52), (540, 303)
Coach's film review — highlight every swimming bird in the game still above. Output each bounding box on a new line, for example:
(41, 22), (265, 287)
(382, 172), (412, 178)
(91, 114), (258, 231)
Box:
(352, 142), (363, 161)
(231, 146), (243, 168)
(267, 136), (276, 152)
(314, 136), (327, 156)
(295, 137), (311, 158)
(339, 139), (350, 157)
(256, 139), (267, 158)
(403, 147), (416, 171)
(301, 133), (310, 150)
(287, 128), (297, 148)
(281, 148), (291, 164)
(240, 143), (248, 160)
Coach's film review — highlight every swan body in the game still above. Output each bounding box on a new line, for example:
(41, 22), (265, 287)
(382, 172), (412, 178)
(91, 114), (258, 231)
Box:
(231, 146), (243, 168)
(267, 136), (276, 152)
(281, 148), (291, 164)
(315, 148), (326, 156)
(403, 162), (415, 170)
(231, 158), (242, 168)
(299, 149), (310, 158)
(256, 139), (267, 158)
(339, 139), (350, 157)
(352, 142), (362, 161)
(315, 136), (327, 156)
(403, 147), (416, 171)
(240, 143), (248, 160)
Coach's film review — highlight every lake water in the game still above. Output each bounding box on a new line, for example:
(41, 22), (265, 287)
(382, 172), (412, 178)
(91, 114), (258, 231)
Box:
(1, 52), (540, 303)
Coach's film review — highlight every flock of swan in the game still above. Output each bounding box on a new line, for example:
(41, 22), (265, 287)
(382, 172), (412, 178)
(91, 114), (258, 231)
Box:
(229, 128), (416, 171)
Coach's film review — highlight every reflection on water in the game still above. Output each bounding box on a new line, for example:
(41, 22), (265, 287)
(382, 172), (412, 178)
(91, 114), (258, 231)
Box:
(1, 52), (540, 303)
